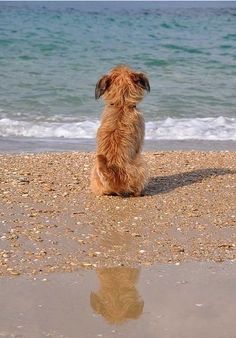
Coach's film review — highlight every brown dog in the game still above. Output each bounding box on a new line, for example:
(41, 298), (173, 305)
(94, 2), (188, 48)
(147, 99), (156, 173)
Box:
(91, 65), (150, 196)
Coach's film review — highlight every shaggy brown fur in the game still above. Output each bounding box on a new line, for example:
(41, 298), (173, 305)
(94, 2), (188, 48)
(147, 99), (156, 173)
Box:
(91, 65), (150, 196)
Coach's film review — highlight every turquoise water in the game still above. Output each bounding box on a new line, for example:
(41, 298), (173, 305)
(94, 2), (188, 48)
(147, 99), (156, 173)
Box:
(0, 1), (236, 140)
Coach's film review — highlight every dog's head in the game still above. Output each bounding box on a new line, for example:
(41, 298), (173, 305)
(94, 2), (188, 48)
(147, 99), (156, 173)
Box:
(95, 65), (150, 107)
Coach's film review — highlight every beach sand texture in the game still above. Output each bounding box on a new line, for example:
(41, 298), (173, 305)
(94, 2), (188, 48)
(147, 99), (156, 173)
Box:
(0, 151), (235, 276)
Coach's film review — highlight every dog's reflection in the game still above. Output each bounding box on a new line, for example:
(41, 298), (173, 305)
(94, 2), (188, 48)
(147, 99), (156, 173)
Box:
(90, 267), (144, 324)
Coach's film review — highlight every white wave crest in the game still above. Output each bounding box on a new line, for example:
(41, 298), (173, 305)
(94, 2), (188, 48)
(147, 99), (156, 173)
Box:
(0, 116), (235, 141)
(145, 116), (236, 140)
(0, 118), (100, 139)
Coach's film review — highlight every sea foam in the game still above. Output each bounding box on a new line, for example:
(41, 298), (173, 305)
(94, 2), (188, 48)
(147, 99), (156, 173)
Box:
(0, 116), (235, 141)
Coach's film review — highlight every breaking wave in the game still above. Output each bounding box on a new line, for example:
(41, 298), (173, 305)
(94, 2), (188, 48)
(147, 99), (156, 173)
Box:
(0, 116), (235, 141)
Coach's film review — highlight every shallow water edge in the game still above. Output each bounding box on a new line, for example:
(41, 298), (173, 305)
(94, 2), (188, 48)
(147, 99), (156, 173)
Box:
(1, 137), (236, 153)
(0, 261), (235, 338)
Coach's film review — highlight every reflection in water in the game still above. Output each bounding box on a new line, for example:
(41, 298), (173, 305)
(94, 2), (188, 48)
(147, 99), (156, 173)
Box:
(90, 267), (144, 324)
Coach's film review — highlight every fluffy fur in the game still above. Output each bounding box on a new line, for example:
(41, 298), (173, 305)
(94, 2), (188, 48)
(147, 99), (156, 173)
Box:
(91, 65), (150, 196)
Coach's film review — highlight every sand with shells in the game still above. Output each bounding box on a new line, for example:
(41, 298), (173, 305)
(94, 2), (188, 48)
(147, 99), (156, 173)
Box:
(0, 151), (235, 276)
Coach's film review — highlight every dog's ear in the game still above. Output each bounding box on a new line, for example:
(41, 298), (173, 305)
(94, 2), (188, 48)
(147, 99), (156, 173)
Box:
(134, 73), (150, 92)
(95, 75), (111, 99)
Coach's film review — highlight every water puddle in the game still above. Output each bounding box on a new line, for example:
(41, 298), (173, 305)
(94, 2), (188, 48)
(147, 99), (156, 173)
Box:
(0, 261), (235, 338)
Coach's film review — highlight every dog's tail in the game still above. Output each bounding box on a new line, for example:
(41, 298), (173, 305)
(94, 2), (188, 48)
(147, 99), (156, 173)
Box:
(97, 154), (128, 187)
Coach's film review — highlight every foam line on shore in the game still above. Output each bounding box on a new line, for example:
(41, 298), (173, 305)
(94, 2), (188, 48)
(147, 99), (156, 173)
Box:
(0, 116), (235, 141)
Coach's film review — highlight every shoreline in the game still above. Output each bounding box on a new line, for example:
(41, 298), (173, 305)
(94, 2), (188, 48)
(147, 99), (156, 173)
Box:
(1, 261), (236, 338)
(0, 137), (236, 153)
(0, 151), (235, 276)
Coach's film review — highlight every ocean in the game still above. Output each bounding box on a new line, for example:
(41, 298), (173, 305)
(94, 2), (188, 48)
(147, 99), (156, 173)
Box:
(0, 1), (236, 151)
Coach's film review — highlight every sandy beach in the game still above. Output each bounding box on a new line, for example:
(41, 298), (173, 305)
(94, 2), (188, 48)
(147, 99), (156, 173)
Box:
(0, 151), (235, 276)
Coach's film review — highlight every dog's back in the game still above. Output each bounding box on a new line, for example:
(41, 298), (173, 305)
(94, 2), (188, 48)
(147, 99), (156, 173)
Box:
(97, 106), (145, 166)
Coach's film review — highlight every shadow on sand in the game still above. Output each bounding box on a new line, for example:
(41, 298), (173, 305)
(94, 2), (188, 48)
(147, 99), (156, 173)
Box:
(145, 168), (235, 196)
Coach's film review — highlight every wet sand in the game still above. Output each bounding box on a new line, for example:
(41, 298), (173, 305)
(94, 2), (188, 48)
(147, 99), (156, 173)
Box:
(0, 151), (235, 276)
(1, 262), (236, 338)
(1, 136), (236, 153)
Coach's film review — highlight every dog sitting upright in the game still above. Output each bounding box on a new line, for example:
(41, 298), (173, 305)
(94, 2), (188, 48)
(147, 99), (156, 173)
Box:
(91, 65), (150, 196)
